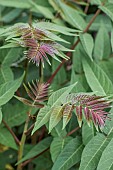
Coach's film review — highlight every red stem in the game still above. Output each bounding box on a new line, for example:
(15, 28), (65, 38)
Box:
(65, 126), (80, 137)
(47, 6), (103, 84)
(21, 147), (49, 167)
(2, 119), (20, 145)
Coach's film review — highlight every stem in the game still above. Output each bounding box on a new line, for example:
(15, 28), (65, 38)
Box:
(84, 0), (90, 14)
(24, 123), (35, 135)
(39, 63), (44, 83)
(17, 116), (30, 170)
(65, 126), (80, 137)
(47, 4), (104, 84)
(21, 147), (49, 167)
(2, 119), (20, 146)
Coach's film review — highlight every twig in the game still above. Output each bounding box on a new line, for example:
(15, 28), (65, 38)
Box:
(65, 126), (80, 137)
(47, 5), (104, 84)
(21, 147), (49, 167)
(84, 0), (90, 14)
(24, 123), (35, 135)
(38, 126), (46, 142)
(2, 119), (20, 146)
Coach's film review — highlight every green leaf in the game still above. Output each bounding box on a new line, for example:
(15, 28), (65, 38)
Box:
(0, 108), (2, 124)
(28, 0), (54, 19)
(48, 83), (77, 107)
(0, 66), (14, 84)
(55, 0), (86, 30)
(33, 151), (53, 170)
(16, 137), (52, 164)
(49, 106), (64, 133)
(99, 3), (113, 22)
(3, 103), (36, 127)
(0, 73), (24, 106)
(94, 24), (111, 60)
(37, 22), (79, 35)
(52, 137), (84, 170)
(82, 122), (94, 145)
(0, 0), (30, 8)
(50, 136), (72, 162)
(80, 33), (94, 61)
(90, 0), (101, 5)
(0, 127), (17, 150)
(72, 43), (83, 74)
(32, 106), (51, 134)
(0, 43), (20, 49)
(48, 83), (77, 132)
(82, 58), (113, 95)
(98, 60), (113, 83)
(111, 30), (113, 52)
(2, 9), (23, 23)
(0, 0), (54, 19)
(51, 121), (67, 138)
(52, 59), (66, 90)
(32, 83), (77, 134)
(80, 115), (113, 170)
(70, 68), (87, 92)
(2, 48), (22, 66)
(97, 137), (113, 170)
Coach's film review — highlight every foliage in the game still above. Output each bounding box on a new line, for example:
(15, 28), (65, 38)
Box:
(0, 0), (113, 170)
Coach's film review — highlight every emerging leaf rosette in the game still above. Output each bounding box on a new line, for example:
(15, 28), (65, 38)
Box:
(0, 22), (79, 67)
(15, 81), (50, 108)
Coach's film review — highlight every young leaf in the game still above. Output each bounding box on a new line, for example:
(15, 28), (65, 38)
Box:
(49, 106), (64, 133)
(48, 83), (77, 132)
(82, 58), (113, 95)
(32, 83), (77, 134)
(52, 137), (84, 170)
(80, 33), (94, 61)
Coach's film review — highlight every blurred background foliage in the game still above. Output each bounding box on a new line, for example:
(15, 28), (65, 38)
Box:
(0, 0), (113, 170)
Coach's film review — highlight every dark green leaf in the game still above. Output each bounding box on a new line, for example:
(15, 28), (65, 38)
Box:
(0, 127), (17, 150)
(52, 137), (84, 170)
(16, 137), (52, 164)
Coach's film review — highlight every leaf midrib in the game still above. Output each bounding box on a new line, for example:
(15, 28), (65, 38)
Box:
(83, 127), (113, 170)
(59, 144), (83, 170)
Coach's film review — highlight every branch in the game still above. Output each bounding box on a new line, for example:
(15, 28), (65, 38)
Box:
(21, 147), (49, 167)
(65, 126), (80, 137)
(2, 119), (20, 146)
(84, 0), (90, 14)
(24, 123), (35, 135)
(47, 5), (104, 84)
